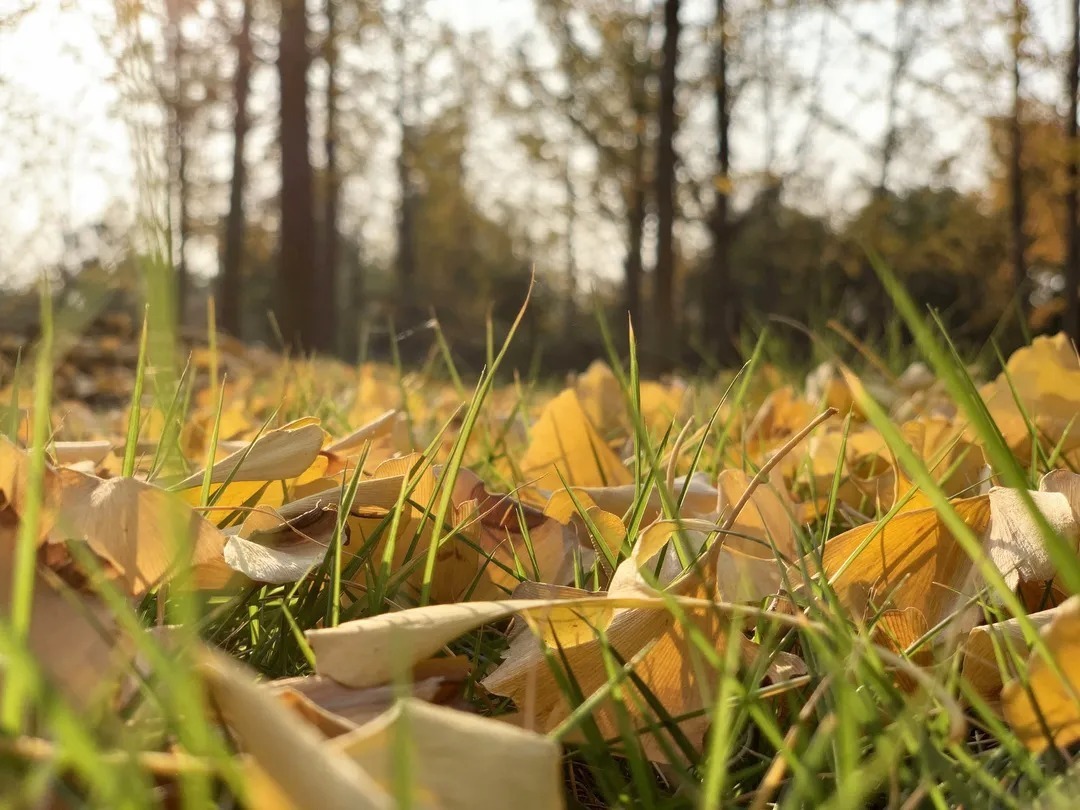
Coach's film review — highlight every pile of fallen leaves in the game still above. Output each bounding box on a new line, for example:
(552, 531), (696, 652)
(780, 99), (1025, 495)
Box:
(7, 329), (1080, 807)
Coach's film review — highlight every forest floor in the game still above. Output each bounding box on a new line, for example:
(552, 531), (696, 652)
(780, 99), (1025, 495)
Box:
(1, 285), (1080, 808)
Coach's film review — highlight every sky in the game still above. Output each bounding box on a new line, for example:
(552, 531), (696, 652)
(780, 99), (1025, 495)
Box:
(0, 0), (1073, 288)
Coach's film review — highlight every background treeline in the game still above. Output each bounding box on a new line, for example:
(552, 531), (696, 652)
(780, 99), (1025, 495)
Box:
(1, 0), (1079, 373)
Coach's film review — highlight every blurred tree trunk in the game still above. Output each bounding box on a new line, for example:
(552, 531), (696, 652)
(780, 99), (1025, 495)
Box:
(654, 0), (681, 370)
(563, 154), (576, 331)
(877, 0), (914, 196)
(704, 0), (731, 364)
(166, 0), (189, 327)
(278, 0), (318, 351)
(394, 1), (417, 312)
(624, 62), (648, 344)
(625, 156), (645, 340)
(219, 0), (252, 338)
(320, 0), (340, 352)
(1010, 0), (1028, 314)
(1066, 0), (1080, 339)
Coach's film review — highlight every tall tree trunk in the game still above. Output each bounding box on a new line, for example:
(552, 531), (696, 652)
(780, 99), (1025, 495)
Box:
(166, 0), (189, 327)
(319, 0), (340, 353)
(705, 0), (731, 364)
(1010, 0), (1028, 313)
(625, 160), (645, 341)
(278, 0), (318, 351)
(654, 0), (681, 370)
(1066, 0), (1080, 339)
(394, 2), (417, 310)
(624, 57), (647, 344)
(563, 154), (576, 331)
(878, 0), (912, 195)
(219, 0), (252, 338)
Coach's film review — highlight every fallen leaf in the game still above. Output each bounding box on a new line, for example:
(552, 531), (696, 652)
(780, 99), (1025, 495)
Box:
(1001, 595), (1080, 751)
(962, 608), (1059, 704)
(3, 436), (227, 596)
(220, 497), (342, 585)
(519, 389), (632, 490)
(198, 648), (392, 810)
(172, 418), (326, 491)
(0, 524), (120, 709)
(822, 488), (1078, 649)
(331, 698), (563, 810)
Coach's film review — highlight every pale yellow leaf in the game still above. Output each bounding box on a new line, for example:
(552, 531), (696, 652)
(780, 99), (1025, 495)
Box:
(332, 698), (563, 810)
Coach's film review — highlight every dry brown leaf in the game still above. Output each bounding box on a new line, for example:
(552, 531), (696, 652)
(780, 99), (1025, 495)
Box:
(984, 487), (1078, 589)
(53, 470), (228, 596)
(561, 473), (719, 524)
(204, 644), (561, 809)
(306, 595), (726, 690)
(275, 688), (358, 738)
(325, 410), (400, 455)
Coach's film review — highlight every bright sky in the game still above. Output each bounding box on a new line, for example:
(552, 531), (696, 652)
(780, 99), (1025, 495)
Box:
(0, 0), (1071, 287)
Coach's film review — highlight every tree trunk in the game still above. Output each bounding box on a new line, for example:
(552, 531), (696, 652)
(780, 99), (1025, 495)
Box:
(1066, 0), (1080, 339)
(563, 155), (576, 331)
(166, 0), (189, 327)
(878, 0), (912, 195)
(395, 2), (417, 310)
(278, 0), (318, 351)
(624, 55), (647, 346)
(654, 0), (681, 370)
(219, 0), (252, 338)
(1010, 0), (1028, 312)
(319, 0), (340, 353)
(704, 0), (731, 364)
(625, 157), (645, 342)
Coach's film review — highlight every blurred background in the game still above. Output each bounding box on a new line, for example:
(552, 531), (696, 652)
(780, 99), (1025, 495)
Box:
(0, 0), (1078, 374)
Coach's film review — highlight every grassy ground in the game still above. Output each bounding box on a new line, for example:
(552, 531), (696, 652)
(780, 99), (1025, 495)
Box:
(1, 273), (1079, 809)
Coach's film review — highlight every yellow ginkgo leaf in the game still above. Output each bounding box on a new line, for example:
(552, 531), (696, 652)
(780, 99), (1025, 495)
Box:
(962, 607), (1060, 704)
(198, 648), (392, 810)
(574, 360), (625, 435)
(822, 495), (991, 631)
(3, 436), (227, 596)
(822, 489), (1078, 643)
(0, 524), (120, 710)
(331, 698), (563, 810)
(1002, 595), (1080, 751)
(980, 333), (1080, 460)
(172, 417), (326, 491)
(716, 468), (798, 559)
(519, 389), (632, 490)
